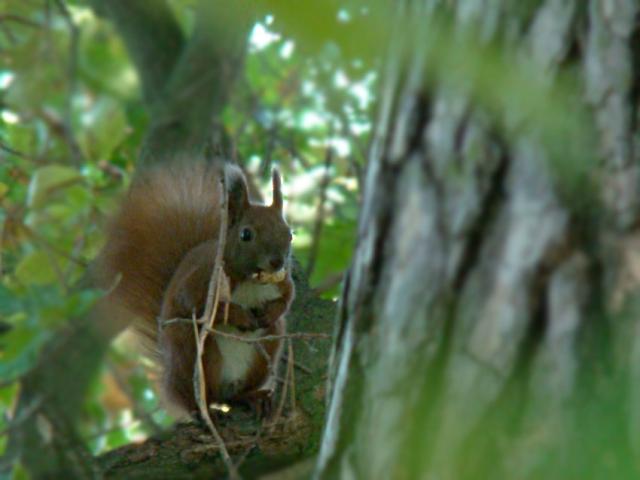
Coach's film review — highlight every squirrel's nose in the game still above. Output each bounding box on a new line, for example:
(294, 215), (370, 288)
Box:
(269, 255), (284, 271)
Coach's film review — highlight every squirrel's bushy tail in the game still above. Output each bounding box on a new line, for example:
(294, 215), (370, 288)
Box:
(98, 163), (222, 335)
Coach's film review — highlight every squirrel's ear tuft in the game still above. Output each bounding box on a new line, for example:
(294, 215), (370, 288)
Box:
(225, 164), (250, 224)
(271, 168), (283, 212)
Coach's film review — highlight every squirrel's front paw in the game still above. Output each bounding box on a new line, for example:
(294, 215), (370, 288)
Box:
(249, 308), (273, 328)
(232, 310), (259, 331)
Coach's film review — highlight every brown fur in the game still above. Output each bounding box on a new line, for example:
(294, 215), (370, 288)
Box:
(97, 162), (294, 415)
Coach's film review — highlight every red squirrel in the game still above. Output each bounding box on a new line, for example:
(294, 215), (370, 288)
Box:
(99, 162), (294, 417)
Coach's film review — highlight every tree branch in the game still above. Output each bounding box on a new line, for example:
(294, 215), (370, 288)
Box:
(97, 261), (336, 478)
(91, 1), (252, 166)
(91, 0), (185, 107)
(3, 312), (116, 477)
(139, 3), (253, 166)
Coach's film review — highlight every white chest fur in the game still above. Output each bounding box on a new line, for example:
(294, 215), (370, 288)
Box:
(216, 325), (265, 385)
(231, 281), (282, 309)
(216, 281), (282, 387)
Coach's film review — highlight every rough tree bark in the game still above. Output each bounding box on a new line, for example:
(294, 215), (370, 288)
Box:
(316, 2), (640, 480)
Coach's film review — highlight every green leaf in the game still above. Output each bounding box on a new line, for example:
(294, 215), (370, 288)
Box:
(0, 383), (19, 415)
(0, 284), (22, 316)
(106, 427), (129, 449)
(0, 323), (49, 383)
(78, 98), (128, 161)
(14, 251), (57, 286)
(297, 218), (357, 298)
(11, 461), (29, 480)
(65, 184), (93, 212)
(27, 165), (82, 209)
(3, 122), (39, 164)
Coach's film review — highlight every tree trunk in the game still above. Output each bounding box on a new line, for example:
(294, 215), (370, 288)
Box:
(316, 2), (640, 479)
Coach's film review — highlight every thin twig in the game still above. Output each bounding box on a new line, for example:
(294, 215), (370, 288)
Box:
(280, 351), (313, 375)
(209, 329), (331, 343)
(191, 172), (239, 479)
(52, 0), (82, 166)
(292, 360), (312, 375)
(42, 241), (69, 292)
(0, 14), (43, 28)
(65, 231), (88, 277)
(22, 224), (89, 268)
(202, 178), (229, 323)
(0, 23), (16, 46)
(271, 344), (291, 425)
(192, 312), (238, 479)
(37, 106), (84, 167)
(234, 430), (261, 470)
(260, 124), (277, 176)
(0, 140), (29, 159)
(336, 109), (367, 184)
(306, 144), (334, 277)
(310, 271), (344, 296)
(252, 338), (270, 363)
(159, 316), (203, 328)
(288, 340), (296, 412)
(279, 134), (312, 169)
(160, 317), (330, 343)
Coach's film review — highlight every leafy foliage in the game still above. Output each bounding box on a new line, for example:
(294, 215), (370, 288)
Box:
(0, 0), (369, 457)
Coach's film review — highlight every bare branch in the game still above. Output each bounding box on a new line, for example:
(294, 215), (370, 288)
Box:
(51, 0), (83, 166)
(311, 271), (344, 296)
(160, 316), (331, 343)
(191, 172), (239, 479)
(288, 341), (297, 412)
(192, 312), (238, 479)
(210, 329), (331, 344)
(0, 14), (43, 29)
(272, 342), (292, 424)
(0, 140), (30, 159)
(306, 145), (334, 277)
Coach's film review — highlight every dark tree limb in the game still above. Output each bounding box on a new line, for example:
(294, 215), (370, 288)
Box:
(306, 145), (334, 278)
(91, 1), (252, 166)
(138, 3), (253, 166)
(90, 0), (185, 107)
(3, 312), (118, 477)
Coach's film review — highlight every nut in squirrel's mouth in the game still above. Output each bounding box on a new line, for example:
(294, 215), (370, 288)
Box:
(251, 268), (286, 284)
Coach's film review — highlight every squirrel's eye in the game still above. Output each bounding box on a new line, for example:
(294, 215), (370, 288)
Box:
(240, 227), (254, 242)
